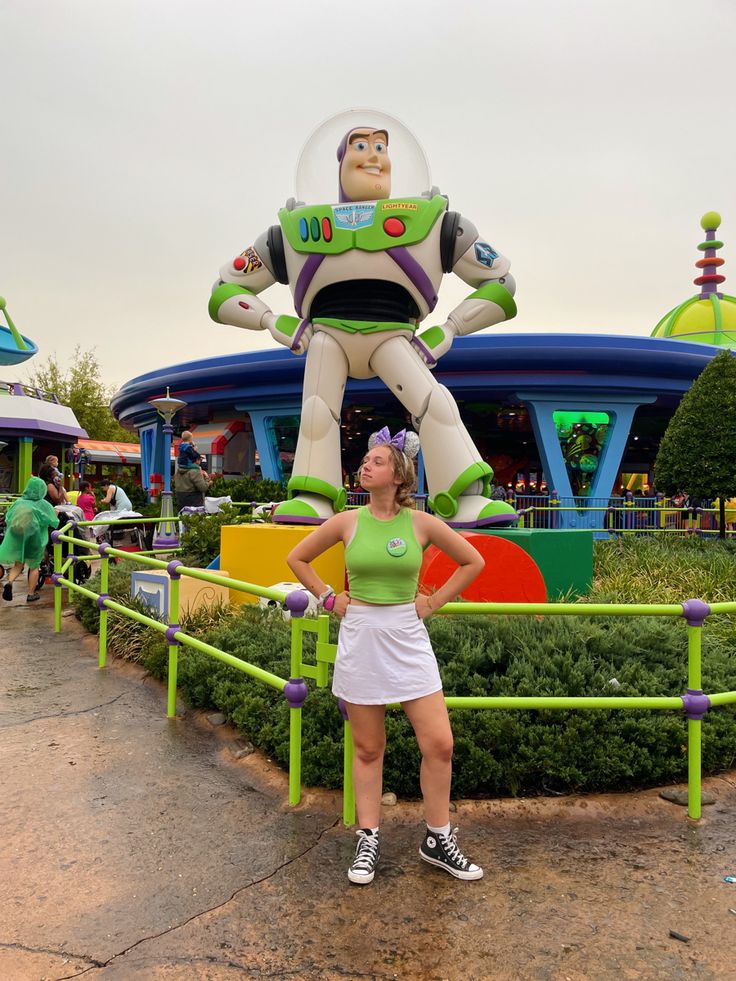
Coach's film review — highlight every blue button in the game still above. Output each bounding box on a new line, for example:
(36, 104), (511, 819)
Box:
(299, 218), (309, 242)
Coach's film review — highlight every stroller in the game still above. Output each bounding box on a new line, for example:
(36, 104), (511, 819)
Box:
(36, 508), (92, 592)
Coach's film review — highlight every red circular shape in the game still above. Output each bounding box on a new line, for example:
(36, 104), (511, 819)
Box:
(322, 218), (332, 242)
(233, 256), (246, 270)
(419, 533), (547, 604)
(694, 274), (726, 285)
(383, 217), (405, 237)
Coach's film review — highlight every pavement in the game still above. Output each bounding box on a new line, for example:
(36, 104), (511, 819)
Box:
(2, 583), (736, 980)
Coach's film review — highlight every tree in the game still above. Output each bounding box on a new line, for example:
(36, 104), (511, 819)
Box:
(26, 346), (137, 443)
(654, 350), (736, 538)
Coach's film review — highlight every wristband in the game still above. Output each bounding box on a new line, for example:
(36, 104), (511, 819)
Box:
(318, 587), (335, 611)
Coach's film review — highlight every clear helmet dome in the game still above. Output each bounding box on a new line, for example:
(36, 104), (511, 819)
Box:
(294, 108), (432, 205)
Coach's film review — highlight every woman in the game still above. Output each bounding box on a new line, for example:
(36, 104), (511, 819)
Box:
(39, 456), (69, 506)
(287, 429), (485, 886)
(0, 476), (59, 603)
(98, 478), (133, 514)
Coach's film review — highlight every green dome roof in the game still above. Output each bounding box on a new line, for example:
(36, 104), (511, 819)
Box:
(651, 212), (736, 348)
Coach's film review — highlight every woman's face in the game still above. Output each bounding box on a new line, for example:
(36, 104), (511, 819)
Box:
(359, 445), (399, 491)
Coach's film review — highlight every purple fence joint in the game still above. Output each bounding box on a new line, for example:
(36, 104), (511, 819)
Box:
(50, 573), (64, 587)
(681, 598), (711, 627)
(681, 689), (711, 721)
(98, 543), (111, 557)
(166, 560), (183, 579)
(50, 529), (63, 544)
(285, 589), (309, 618)
(337, 697), (349, 721)
(284, 677), (308, 709)
(165, 624), (181, 646)
(96, 593), (110, 609)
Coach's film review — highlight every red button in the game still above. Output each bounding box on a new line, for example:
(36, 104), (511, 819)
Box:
(322, 217), (332, 242)
(383, 217), (405, 237)
(233, 256), (246, 270)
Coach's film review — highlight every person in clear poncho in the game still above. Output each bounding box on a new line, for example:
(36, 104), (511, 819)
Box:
(0, 476), (59, 603)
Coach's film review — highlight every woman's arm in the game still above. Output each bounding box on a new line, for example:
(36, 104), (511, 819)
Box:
(101, 487), (114, 506)
(286, 511), (352, 600)
(413, 512), (484, 616)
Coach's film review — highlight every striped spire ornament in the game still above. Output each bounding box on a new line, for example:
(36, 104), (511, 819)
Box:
(651, 212), (736, 348)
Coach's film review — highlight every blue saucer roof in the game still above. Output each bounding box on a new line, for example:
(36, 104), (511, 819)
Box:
(111, 332), (722, 430)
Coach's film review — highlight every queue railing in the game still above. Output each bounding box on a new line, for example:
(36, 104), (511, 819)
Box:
(51, 518), (736, 828)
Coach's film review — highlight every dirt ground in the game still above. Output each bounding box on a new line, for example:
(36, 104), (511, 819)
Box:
(2, 589), (736, 980)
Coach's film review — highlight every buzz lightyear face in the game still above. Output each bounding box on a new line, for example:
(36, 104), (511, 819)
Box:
(339, 128), (391, 202)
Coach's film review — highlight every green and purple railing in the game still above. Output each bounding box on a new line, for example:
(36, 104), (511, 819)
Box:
(51, 519), (736, 826)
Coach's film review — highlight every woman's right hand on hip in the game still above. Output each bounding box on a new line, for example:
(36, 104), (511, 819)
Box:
(333, 591), (351, 618)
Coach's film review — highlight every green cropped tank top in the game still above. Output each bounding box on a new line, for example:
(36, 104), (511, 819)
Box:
(345, 507), (423, 604)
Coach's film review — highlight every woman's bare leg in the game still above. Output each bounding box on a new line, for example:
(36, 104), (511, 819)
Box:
(344, 702), (386, 828)
(7, 561), (25, 583)
(401, 690), (454, 828)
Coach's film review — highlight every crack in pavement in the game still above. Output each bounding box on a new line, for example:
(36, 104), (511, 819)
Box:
(54, 816), (341, 980)
(0, 692), (128, 730)
(0, 940), (102, 968)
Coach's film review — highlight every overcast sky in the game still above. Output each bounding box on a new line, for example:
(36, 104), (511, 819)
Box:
(2, 0), (734, 392)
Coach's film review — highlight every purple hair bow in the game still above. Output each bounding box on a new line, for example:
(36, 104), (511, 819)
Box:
(374, 426), (406, 451)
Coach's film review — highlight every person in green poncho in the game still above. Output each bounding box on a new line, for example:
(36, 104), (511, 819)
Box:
(1, 476), (59, 603)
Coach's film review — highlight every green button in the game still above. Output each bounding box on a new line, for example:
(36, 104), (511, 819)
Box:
(386, 537), (407, 557)
(310, 217), (321, 241)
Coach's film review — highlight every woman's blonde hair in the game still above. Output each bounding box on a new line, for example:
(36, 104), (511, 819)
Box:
(360, 443), (417, 509)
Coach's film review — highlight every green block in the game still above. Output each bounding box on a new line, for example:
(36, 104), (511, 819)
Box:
(475, 528), (593, 600)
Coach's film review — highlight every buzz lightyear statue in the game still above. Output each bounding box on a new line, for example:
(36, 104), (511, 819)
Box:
(209, 112), (518, 526)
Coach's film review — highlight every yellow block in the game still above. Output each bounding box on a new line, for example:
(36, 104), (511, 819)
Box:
(130, 568), (232, 617)
(220, 524), (345, 605)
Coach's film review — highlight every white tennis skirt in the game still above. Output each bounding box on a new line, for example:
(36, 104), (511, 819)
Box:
(332, 602), (443, 705)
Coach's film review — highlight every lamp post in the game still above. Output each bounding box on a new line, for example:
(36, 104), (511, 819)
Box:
(149, 389), (187, 550)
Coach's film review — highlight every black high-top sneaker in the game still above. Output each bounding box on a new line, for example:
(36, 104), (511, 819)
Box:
(419, 827), (483, 880)
(348, 829), (380, 885)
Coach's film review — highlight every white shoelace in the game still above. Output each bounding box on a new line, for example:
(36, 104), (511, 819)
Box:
(440, 828), (471, 868)
(352, 831), (379, 871)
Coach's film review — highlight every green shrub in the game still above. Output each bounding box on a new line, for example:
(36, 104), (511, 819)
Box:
(207, 475), (286, 505)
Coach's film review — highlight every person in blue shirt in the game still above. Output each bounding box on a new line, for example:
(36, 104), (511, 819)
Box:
(177, 431), (202, 470)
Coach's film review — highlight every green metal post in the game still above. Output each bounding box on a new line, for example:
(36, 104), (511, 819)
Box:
(344, 720), (356, 826)
(687, 624), (703, 821)
(17, 438), (33, 493)
(98, 557), (109, 667)
(289, 707), (302, 807)
(53, 542), (62, 633)
(167, 576), (180, 718)
(288, 619), (304, 806)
